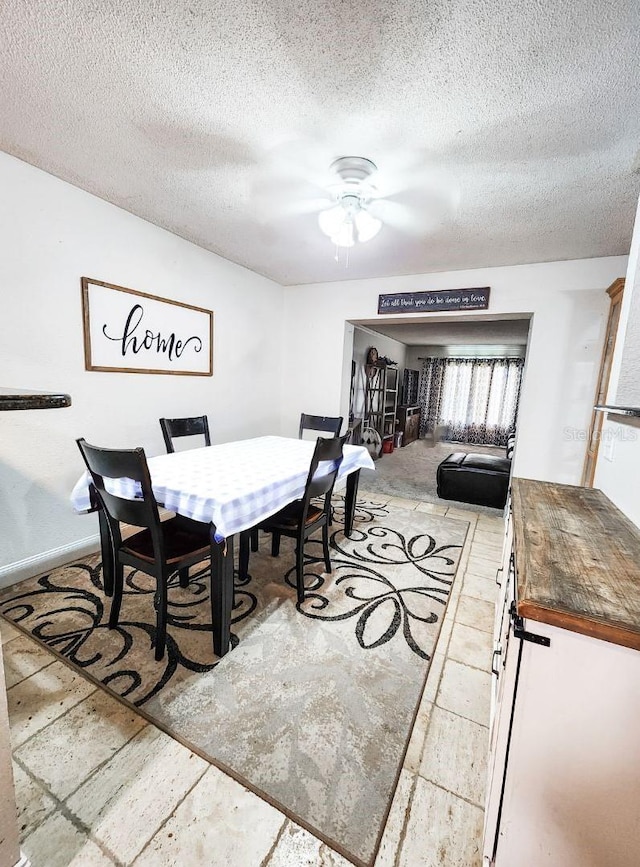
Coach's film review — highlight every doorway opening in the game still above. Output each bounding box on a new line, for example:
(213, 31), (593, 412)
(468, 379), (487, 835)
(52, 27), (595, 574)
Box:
(345, 314), (532, 509)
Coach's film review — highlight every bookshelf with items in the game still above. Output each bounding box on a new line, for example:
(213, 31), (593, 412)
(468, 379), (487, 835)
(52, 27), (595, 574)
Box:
(364, 362), (399, 450)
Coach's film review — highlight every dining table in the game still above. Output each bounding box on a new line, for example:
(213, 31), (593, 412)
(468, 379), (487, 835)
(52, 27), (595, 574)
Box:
(71, 435), (375, 657)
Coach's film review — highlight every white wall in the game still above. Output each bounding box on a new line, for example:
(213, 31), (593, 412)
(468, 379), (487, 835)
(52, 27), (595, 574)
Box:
(0, 154), (284, 574)
(351, 325), (407, 419)
(282, 257), (627, 484)
(594, 197), (640, 528)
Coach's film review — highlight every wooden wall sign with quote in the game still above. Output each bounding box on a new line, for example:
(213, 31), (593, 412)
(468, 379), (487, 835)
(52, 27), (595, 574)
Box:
(378, 287), (490, 314)
(81, 277), (213, 376)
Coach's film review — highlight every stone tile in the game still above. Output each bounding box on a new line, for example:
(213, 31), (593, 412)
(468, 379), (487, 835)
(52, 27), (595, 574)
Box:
(476, 514), (504, 529)
(470, 549), (502, 568)
(398, 778), (483, 867)
(466, 557), (500, 580)
(373, 769), (415, 867)
(464, 569), (500, 589)
(437, 659), (491, 727)
(419, 705), (488, 807)
(470, 544), (502, 565)
(434, 608), (454, 652)
(133, 765), (286, 867)
(447, 622), (493, 673)
(462, 572), (499, 604)
(473, 519), (504, 535)
(455, 552), (472, 584)
(403, 699), (433, 773)
(358, 489), (390, 505)
(415, 502), (448, 516)
(472, 547), (502, 564)
(445, 507), (478, 526)
(2, 633), (55, 688)
(16, 689), (147, 800)
(12, 760), (57, 840)
(266, 821), (352, 867)
(0, 616), (21, 644)
(472, 517), (500, 533)
(466, 563), (500, 580)
(386, 496), (421, 510)
(7, 660), (96, 748)
(67, 726), (208, 864)
(423, 652), (446, 704)
(22, 811), (116, 866)
(455, 595), (495, 634)
(473, 527), (503, 543)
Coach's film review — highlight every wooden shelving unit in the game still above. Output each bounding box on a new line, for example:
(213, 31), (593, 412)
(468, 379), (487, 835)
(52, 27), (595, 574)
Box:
(364, 364), (398, 443)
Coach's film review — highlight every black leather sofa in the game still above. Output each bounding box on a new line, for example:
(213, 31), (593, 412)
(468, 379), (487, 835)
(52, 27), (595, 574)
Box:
(436, 434), (515, 509)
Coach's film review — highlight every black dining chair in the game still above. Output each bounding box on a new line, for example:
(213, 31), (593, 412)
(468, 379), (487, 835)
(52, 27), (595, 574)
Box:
(159, 416), (211, 453)
(76, 438), (212, 661)
(159, 415), (259, 557)
(298, 413), (343, 439)
(242, 434), (348, 603)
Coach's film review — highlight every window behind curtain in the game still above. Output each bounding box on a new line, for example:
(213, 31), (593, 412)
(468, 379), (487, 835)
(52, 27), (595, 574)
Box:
(419, 357), (524, 446)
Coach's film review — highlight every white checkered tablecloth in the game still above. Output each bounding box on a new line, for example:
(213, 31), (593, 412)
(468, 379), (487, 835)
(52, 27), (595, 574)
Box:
(71, 435), (375, 542)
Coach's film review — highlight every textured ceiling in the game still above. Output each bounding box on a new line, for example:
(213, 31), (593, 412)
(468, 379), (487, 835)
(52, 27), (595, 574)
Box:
(1, 1), (639, 285)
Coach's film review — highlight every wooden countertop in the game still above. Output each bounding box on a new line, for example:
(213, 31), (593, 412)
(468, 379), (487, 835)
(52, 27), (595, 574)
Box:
(0, 387), (71, 411)
(512, 478), (640, 650)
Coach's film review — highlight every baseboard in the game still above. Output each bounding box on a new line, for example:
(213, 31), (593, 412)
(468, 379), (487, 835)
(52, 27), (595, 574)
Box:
(0, 535), (100, 589)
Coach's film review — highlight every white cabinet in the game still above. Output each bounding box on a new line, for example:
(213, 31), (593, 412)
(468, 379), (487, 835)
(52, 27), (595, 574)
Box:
(483, 480), (640, 867)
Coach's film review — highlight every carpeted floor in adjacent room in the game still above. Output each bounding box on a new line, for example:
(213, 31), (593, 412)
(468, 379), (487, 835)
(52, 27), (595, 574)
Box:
(359, 439), (504, 515)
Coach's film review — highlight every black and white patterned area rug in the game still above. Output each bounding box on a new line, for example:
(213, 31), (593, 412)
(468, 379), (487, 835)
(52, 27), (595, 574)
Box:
(0, 498), (469, 867)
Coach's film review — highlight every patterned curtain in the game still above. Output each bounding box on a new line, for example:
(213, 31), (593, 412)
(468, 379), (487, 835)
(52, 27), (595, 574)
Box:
(418, 357), (524, 446)
(418, 358), (447, 437)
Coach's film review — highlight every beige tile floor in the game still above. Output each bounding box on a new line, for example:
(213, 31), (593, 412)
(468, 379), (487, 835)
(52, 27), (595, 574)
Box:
(1, 493), (504, 867)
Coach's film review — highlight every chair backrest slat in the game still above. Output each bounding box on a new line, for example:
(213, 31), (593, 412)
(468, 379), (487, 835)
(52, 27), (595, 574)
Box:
(159, 416), (211, 453)
(303, 434), (348, 504)
(298, 413), (343, 439)
(76, 438), (161, 533)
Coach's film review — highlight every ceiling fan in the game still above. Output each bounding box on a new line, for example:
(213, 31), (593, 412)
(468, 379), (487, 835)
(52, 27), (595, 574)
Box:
(317, 156), (382, 248)
(251, 140), (461, 251)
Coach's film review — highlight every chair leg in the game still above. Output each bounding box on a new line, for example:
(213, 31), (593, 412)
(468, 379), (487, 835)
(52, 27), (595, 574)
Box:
(154, 573), (168, 661)
(271, 532), (281, 557)
(295, 539), (305, 604)
(322, 523), (332, 573)
(99, 508), (114, 597)
(178, 567), (189, 588)
(250, 528), (259, 552)
(108, 563), (124, 628)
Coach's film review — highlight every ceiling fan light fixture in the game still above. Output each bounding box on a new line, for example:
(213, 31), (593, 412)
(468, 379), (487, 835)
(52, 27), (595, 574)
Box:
(317, 156), (383, 250)
(334, 219), (355, 248)
(354, 208), (382, 242)
(318, 203), (348, 238)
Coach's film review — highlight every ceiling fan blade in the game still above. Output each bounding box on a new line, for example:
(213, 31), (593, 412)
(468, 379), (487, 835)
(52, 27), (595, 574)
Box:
(250, 136), (341, 222)
(259, 136), (337, 188)
(369, 193), (456, 236)
(280, 195), (335, 217)
(251, 171), (332, 220)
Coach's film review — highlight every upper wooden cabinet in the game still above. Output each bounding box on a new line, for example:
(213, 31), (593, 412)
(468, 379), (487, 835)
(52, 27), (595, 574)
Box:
(581, 277), (624, 487)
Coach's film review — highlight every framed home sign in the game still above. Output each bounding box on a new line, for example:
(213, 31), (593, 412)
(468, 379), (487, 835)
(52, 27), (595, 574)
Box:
(81, 277), (213, 376)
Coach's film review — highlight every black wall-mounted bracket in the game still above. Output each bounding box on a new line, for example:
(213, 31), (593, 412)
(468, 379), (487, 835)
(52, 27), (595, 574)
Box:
(510, 603), (551, 647)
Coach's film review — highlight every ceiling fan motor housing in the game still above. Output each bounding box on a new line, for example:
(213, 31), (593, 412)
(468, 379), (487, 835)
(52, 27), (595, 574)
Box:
(330, 156), (378, 185)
